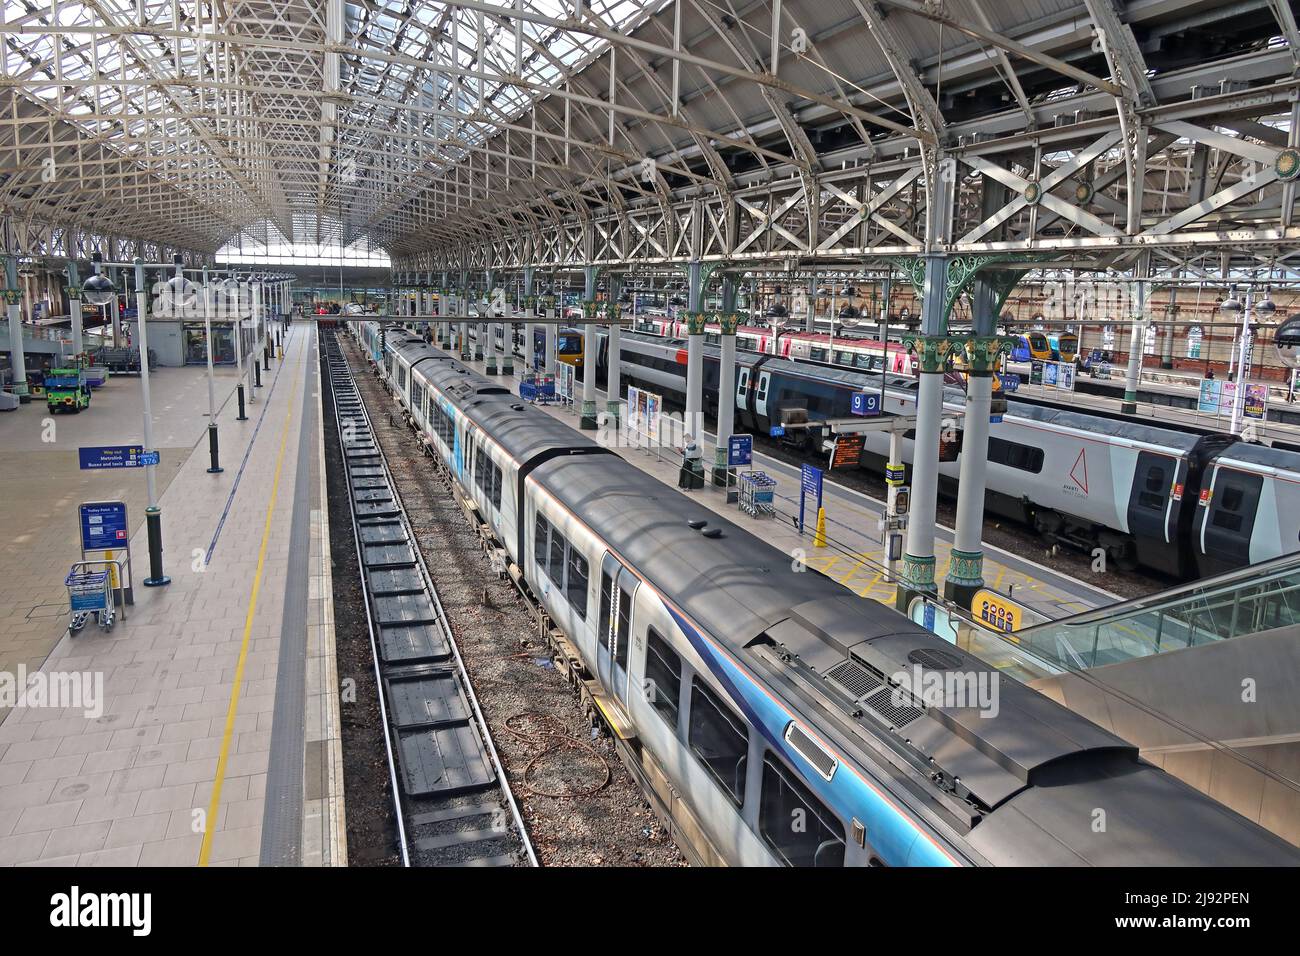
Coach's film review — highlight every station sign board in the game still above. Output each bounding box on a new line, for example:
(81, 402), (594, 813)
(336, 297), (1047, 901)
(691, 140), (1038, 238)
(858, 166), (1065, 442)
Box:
(728, 434), (753, 467)
(769, 425), (786, 437)
(78, 445), (145, 470)
(850, 391), (881, 416)
(885, 463), (906, 486)
(971, 588), (1030, 635)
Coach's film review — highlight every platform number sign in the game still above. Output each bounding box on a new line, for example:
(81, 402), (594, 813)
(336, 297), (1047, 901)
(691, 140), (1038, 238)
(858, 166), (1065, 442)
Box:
(850, 391), (881, 416)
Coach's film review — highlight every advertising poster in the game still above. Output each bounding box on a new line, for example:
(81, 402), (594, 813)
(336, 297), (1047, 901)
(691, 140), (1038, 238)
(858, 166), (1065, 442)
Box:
(1043, 361), (1060, 388)
(1198, 379), (1222, 413)
(1058, 362), (1075, 391)
(1219, 381), (1238, 415)
(1030, 361), (1044, 385)
(1243, 383), (1268, 420)
(626, 386), (641, 433)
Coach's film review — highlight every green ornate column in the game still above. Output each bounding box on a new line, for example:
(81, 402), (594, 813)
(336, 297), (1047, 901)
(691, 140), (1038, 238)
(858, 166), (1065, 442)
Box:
(3, 280), (28, 399)
(713, 311), (741, 488)
(605, 301), (623, 422)
(943, 332), (1017, 607)
(579, 298), (599, 429)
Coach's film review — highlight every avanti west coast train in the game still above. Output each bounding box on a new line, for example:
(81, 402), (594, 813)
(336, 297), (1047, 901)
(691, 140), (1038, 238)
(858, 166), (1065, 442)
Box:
(595, 330), (1300, 581)
(355, 322), (1297, 867)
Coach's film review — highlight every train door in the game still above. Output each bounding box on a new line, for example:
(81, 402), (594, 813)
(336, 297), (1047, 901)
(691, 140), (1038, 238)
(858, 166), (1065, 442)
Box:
(1126, 452), (1180, 577)
(598, 555), (638, 703)
(1197, 468), (1263, 576)
(755, 369), (772, 428)
(736, 366), (751, 428)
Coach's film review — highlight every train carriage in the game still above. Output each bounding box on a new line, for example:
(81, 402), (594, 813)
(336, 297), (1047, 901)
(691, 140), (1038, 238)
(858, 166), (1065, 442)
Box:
(598, 330), (1300, 579)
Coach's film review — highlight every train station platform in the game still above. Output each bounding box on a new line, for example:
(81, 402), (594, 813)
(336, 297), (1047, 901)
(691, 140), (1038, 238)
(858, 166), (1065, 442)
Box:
(0, 321), (344, 867)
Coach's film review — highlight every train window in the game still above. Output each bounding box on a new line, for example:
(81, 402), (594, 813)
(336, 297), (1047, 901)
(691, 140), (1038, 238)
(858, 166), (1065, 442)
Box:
(549, 529), (567, 586)
(1138, 466), (1166, 511)
(534, 514), (549, 569)
(644, 629), (681, 729)
(491, 463), (502, 511)
(854, 354), (874, 371)
(599, 570), (613, 642)
(566, 548), (588, 619)
(705, 333), (720, 345)
(809, 347), (828, 362)
(615, 587), (632, 675)
(688, 678), (748, 806)
(756, 376), (768, 401)
(759, 755), (845, 868)
(1212, 483), (1246, 532)
(988, 437), (1044, 474)
(834, 350), (854, 366)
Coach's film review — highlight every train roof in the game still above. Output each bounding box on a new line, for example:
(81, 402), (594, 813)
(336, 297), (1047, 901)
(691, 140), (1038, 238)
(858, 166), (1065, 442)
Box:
(1214, 440), (1300, 471)
(527, 451), (1298, 864)
(405, 343), (606, 461)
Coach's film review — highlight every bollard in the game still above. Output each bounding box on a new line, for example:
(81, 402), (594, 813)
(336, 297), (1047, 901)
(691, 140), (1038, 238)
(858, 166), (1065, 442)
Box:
(207, 423), (223, 474)
(237, 383), (248, 421)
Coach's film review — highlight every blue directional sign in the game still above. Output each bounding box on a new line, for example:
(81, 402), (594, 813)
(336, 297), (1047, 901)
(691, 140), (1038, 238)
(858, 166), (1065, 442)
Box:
(850, 391), (882, 416)
(769, 425), (785, 438)
(78, 445), (145, 470)
(78, 501), (129, 553)
(801, 463), (823, 498)
(1000, 373), (1021, 393)
(727, 434), (753, 467)
(139, 450), (160, 466)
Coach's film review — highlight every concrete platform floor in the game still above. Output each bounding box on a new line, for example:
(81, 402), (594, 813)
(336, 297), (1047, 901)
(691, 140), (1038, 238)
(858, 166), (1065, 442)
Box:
(0, 324), (344, 867)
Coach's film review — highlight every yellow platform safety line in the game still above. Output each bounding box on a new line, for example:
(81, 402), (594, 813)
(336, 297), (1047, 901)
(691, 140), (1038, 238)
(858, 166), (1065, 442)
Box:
(198, 327), (304, 866)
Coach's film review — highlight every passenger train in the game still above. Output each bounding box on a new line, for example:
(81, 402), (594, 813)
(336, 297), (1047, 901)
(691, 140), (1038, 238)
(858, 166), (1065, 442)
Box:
(351, 320), (1299, 867)
(594, 330), (1300, 581)
(360, 319), (1300, 580)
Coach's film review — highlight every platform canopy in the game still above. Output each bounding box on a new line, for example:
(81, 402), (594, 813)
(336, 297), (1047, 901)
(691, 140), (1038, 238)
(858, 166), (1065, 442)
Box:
(2, 2), (1299, 276)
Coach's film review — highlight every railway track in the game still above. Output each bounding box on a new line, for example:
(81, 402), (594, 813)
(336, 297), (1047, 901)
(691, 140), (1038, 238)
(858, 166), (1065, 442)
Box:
(321, 327), (537, 868)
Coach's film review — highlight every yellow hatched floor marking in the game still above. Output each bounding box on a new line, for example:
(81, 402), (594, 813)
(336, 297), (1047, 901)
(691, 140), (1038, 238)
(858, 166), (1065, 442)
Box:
(198, 330), (305, 866)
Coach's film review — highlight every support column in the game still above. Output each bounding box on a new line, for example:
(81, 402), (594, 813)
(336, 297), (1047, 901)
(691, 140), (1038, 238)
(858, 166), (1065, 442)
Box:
(580, 298), (599, 429)
(896, 253), (950, 612)
(579, 267), (599, 428)
(67, 260), (84, 357)
(545, 284), (558, 376)
(501, 274), (515, 376)
(523, 267), (535, 371)
(684, 309), (706, 480)
(459, 276), (471, 361)
(202, 269), (222, 474)
(606, 279), (623, 424)
(485, 269), (498, 374)
(713, 312), (739, 491)
(944, 279), (1009, 608)
(4, 258), (28, 401)
(233, 277), (248, 420)
(108, 266), (122, 349)
(134, 259), (169, 588)
(721, 274), (738, 315)
(1122, 255), (1150, 414)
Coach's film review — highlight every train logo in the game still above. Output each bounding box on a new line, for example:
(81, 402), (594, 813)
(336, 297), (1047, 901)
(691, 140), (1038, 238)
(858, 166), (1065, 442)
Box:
(1067, 448), (1089, 496)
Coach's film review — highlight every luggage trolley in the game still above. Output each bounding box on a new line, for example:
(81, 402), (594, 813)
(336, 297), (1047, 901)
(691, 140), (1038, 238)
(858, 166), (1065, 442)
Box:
(65, 561), (119, 633)
(739, 471), (777, 518)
